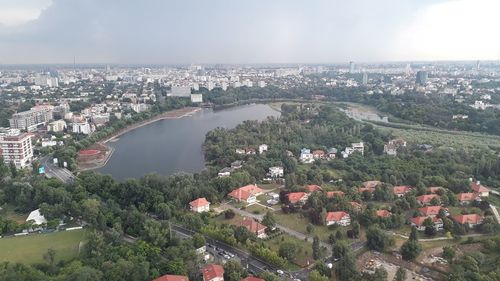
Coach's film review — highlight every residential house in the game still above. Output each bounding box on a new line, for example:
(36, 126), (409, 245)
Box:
(363, 181), (382, 189)
(410, 216), (444, 231)
(234, 217), (267, 238)
(327, 191), (345, 198)
(218, 167), (232, 178)
(327, 148), (337, 159)
(470, 181), (490, 197)
(393, 186), (412, 197)
(415, 194), (440, 206)
(427, 186), (444, 194)
(342, 147), (354, 158)
(352, 142), (364, 155)
(376, 210), (392, 218)
(258, 144), (268, 154)
(325, 211), (351, 226)
(189, 198), (210, 213)
(228, 185), (264, 204)
(419, 206), (448, 217)
(453, 214), (483, 228)
(312, 150), (326, 159)
(350, 201), (363, 211)
(245, 148), (256, 155)
(383, 143), (397, 156)
(286, 192), (309, 204)
(300, 148), (314, 163)
(231, 161), (243, 169)
(457, 192), (479, 205)
(200, 264), (224, 281)
(268, 166), (284, 178)
(153, 275), (189, 281)
(235, 149), (246, 154)
(305, 185), (323, 193)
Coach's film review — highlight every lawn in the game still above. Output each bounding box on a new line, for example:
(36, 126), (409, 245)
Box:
(245, 204), (271, 215)
(0, 204), (28, 223)
(273, 210), (340, 242)
(264, 234), (314, 269)
(0, 230), (87, 264)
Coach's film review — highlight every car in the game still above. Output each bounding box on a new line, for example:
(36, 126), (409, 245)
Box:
(277, 270), (284, 275)
(228, 252), (235, 258)
(218, 251), (224, 256)
(207, 244), (214, 248)
(224, 254), (231, 259)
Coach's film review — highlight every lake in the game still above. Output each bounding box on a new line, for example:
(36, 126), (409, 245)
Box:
(96, 104), (281, 180)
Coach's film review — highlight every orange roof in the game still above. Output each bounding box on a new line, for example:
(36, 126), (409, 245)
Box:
(362, 181), (382, 189)
(153, 275), (189, 281)
(393, 185), (412, 194)
(234, 217), (267, 235)
(305, 185), (323, 193)
(325, 211), (350, 222)
(350, 201), (362, 209)
(287, 192), (308, 204)
(327, 191), (345, 198)
(189, 198), (210, 208)
(201, 264), (224, 281)
(427, 187), (443, 194)
(416, 194), (439, 204)
(241, 277), (265, 281)
(376, 210), (392, 218)
(471, 182), (490, 193)
(457, 192), (477, 201)
(312, 150), (325, 155)
(453, 214), (482, 225)
(228, 185), (263, 201)
(359, 187), (375, 193)
(419, 206), (443, 216)
(410, 216), (441, 226)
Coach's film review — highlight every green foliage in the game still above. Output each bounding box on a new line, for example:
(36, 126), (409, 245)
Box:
(366, 225), (394, 252)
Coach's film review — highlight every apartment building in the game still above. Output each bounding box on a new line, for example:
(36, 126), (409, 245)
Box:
(0, 129), (33, 169)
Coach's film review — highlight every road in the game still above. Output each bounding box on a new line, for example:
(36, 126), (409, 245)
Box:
(489, 204), (500, 224)
(40, 156), (75, 183)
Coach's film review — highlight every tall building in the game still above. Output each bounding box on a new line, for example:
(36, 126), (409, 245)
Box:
(0, 128), (33, 169)
(416, 71), (428, 85)
(9, 105), (54, 131)
(349, 61), (355, 73)
(362, 72), (368, 85)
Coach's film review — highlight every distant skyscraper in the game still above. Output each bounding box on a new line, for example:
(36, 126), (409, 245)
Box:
(416, 71), (428, 85)
(349, 61), (355, 73)
(476, 60), (480, 70)
(362, 72), (368, 85)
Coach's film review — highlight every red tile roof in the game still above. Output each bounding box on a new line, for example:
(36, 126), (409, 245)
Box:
(189, 198), (210, 208)
(457, 192), (477, 202)
(419, 206), (444, 216)
(453, 214), (483, 225)
(153, 275), (189, 281)
(201, 264), (224, 281)
(376, 210), (392, 218)
(228, 185), (263, 201)
(350, 201), (362, 210)
(325, 211), (350, 222)
(359, 187), (375, 193)
(305, 185), (323, 193)
(416, 194), (440, 204)
(327, 191), (345, 198)
(427, 187), (443, 194)
(234, 217), (267, 235)
(393, 185), (412, 195)
(312, 150), (325, 155)
(287, 192), (308, 204)
(471, 182), (490, 193)
(241, 277), (265, 281)
(410, 216), (441, 226)
(362, 181), (382, 189)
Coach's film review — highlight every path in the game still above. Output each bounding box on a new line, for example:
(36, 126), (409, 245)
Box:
(489, 204), (500, 224)
(389, 231), (487, 241)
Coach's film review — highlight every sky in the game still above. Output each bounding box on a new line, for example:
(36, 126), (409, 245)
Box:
(0, 0), (499, 64)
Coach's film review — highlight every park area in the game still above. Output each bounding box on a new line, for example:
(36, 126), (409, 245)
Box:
(0, 230), (87, 264)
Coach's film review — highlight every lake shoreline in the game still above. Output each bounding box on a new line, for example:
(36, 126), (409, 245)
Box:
(76, 107), (202, 171)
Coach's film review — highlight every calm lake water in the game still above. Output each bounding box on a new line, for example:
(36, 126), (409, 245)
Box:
(96, 104), (280, 180)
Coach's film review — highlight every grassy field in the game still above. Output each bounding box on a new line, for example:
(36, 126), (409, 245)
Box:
(0, 230), (87, 264)
(264, 234), (313, 269)
(273, 210), (341, 242)
(0, 204), (28, 223)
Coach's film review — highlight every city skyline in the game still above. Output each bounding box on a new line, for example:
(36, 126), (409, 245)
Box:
(0, 0), (500, 64)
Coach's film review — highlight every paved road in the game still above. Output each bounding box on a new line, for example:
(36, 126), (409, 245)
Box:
(40, 156), (75, 183)
(489, 204), (500, 224)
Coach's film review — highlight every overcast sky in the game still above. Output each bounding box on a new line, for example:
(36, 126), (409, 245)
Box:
(0, 0), (499, 64)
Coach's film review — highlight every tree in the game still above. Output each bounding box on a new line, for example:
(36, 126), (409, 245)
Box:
(351, 221), (360, 239)
(262, 211), (276, 230)
(142, 220), (169, 247)
(225, 209), (235, 219)
(423, 217), (436, 236)
(442, 246), (455, 262)
(366, 225), (394, 251)
(43, 248), (56, 267)
(192, 233), (205, 249)
(332, 241), (349, 259)
(309, 270), (329, 281)
(335, 252), (359, 281)
(234, 226), (252, 244)
(312, 235), (321, 259)
(394, 267), (406, 281)
(400, 233), (422, 261)
(279, 241), (298, 262)
(307, 223), (315, 234)
(223, 260), (247, 281)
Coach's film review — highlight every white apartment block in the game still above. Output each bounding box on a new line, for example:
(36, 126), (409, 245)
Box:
(0, 129), (33, 169)
(9, 106), (54, 131)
